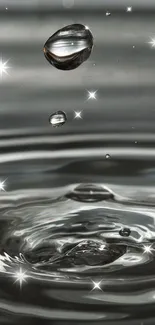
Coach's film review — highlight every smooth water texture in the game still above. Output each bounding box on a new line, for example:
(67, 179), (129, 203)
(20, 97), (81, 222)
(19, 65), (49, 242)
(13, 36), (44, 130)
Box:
(44, 24), (93, 70)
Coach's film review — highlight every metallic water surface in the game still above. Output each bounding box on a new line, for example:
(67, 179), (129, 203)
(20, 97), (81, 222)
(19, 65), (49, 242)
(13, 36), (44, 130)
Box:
(0, 1), (155, 325)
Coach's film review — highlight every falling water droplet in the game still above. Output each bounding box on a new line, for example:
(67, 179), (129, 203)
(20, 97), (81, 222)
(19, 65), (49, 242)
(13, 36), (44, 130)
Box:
(105, 154), (111, 159)
(49, 111), (67, 127)
(43, 24), (93, 70)
(119, 227), (131, 237)
(66, 184), (114, 202)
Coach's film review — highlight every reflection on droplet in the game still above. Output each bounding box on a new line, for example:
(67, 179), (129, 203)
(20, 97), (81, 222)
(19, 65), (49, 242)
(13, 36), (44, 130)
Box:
(49, 111), (67, 127)
(106, 11), (111, 16)
(66, 184), (114, 202)
(43, 24), (93, 70)
(119, 228), (131, 237)
(105, 154), (111, 159)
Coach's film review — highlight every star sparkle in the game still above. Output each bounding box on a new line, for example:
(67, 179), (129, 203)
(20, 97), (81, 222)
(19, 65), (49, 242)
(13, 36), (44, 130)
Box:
(126, 6), (132, 12)
(148, 38), (155, 48)
(0, 57), (10, 78)
(14, 268), (28, 289)
(0, 179), (6, 191)
(143, 244), (154, 254)
(92, 280), (102, 291)
(74, 111), (82, 119)
(87, 90), (97, 100)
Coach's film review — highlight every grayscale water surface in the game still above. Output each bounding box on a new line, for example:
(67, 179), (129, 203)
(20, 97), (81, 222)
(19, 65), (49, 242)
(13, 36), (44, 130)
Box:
(0, 1), (155, 325)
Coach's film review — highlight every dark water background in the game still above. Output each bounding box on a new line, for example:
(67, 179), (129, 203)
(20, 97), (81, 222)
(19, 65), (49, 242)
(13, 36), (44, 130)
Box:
(0, 0), (155, 324)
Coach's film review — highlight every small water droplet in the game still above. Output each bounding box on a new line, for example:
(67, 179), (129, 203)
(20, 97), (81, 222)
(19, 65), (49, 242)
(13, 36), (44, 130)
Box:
(49, 111), (67, 127)
(66, 184), (114, 202)
(43, 24), (93, 70)
(133, 45), (135, 48)
(106, 11), (111, 16)
(119, 228), (131, 237)
(135, 141), (138, 144)
(105, 154), (111, 159)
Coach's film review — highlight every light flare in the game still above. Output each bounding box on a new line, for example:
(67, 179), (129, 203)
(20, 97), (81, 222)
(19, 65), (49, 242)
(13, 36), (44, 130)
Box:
(74, 111), (82, 119)
(126, 6), (132, 12)
(87, 90), (97, 100)
(143, 244), (154, 254)
(92, 280), (102, 291)
(148, 38), (155, 48)
(14, 268), (28, 289)
(0, 57), (10, 78)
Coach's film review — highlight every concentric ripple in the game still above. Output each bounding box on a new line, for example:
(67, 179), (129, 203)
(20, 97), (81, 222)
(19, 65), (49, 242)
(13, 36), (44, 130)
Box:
(1, 184), (155, 274)
(0, 184), (155, 320)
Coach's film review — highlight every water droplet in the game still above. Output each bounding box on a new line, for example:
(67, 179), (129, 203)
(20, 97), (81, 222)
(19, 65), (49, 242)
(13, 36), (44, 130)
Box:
(119, 228), (131, 237)
(43, 24), (93, 70)
(105, 154), (111, 159)
(106, 11), (111, 16)
(66, 184), (114, 202)
(49, 111), (67, 127)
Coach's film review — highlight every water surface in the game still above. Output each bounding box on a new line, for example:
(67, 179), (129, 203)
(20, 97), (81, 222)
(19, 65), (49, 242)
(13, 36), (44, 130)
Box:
(0, 1), (155, 324)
